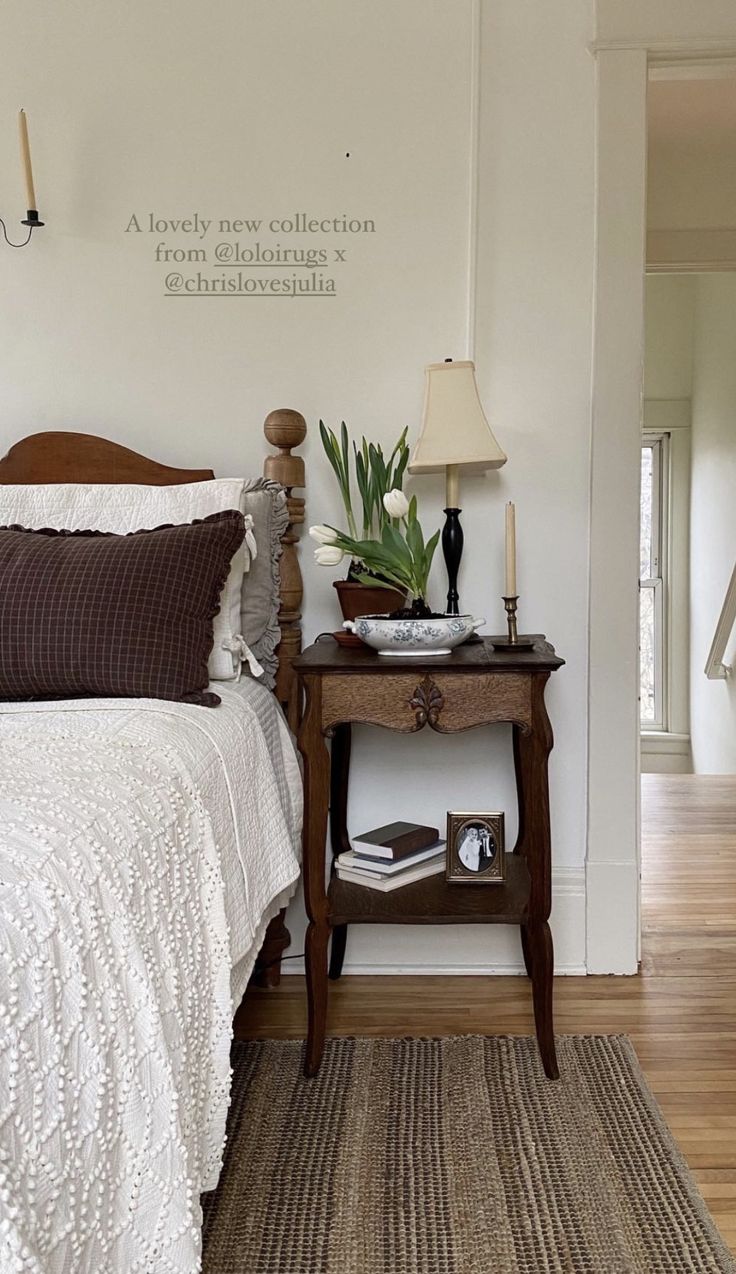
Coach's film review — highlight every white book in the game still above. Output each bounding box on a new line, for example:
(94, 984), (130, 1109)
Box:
(337, 843), (446, 876)
(335, 856), (445, 892)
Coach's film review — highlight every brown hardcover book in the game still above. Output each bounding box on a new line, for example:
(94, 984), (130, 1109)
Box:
(350, 821), (441, 862)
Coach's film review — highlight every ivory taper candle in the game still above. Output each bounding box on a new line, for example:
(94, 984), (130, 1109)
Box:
(18, 109), (37, 210)
(505, 501), (517, 596)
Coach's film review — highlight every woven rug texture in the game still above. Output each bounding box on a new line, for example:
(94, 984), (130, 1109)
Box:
(201, 1034), (735, 1274)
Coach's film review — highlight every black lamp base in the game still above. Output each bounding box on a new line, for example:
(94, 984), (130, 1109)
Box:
(442, 507), (463, 616)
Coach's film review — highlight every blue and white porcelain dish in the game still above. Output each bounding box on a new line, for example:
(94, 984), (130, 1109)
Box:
(343, 613), (485, 656)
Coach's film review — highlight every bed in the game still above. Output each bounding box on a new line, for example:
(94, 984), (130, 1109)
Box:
(0, 416), (306, 1273)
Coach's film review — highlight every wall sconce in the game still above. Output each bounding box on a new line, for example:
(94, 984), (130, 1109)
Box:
(1, 110), (44, 248)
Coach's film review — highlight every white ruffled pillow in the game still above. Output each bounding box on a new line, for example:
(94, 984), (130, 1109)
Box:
(0, 480), (258, 681)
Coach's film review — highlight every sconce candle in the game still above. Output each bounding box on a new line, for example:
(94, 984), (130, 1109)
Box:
(0, 109), (43, 247)
(505, 501), (517, 596)
(18, 109), (37, 211)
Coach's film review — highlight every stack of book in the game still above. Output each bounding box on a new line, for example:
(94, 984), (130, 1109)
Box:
(335, 821), (445, 891)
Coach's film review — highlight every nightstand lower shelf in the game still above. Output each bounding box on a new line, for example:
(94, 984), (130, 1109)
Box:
(329, 854), (530, 925)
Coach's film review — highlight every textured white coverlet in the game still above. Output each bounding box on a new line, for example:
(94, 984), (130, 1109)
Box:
(0, 681), (302, 1274)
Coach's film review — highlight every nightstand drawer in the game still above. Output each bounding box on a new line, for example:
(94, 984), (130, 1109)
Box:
(320, 671), (532, 734)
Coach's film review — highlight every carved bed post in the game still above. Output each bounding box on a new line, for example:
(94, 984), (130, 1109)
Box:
(252, 408), (306, 990)
(263, 408), (307, 733)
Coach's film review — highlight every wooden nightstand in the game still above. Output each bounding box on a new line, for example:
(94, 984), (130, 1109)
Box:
(294, 635), (565, 1079)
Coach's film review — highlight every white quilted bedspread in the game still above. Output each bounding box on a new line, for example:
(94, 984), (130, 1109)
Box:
(0, 682), (302, 1274)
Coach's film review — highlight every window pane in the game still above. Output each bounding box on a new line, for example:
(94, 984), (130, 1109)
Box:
(640, 585), (655, 722)
(640, 447), (653, 580)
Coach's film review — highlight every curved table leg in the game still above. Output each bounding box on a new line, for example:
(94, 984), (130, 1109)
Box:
(520, 923), (533, 979)
(513, 675), (559, 1079)
(252, 909), (290, 987)
(329, 924), (348, 980)
(527, 920), (559, 1080)
(304, 920), (330, 1075)
(298, 674), (332, 1077)
(327, 723), (352, 981)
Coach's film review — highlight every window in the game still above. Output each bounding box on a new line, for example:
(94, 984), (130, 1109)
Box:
(640, 435), (668, 729)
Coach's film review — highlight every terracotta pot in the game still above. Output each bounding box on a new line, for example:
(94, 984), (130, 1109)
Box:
(333, 579), (405, 623)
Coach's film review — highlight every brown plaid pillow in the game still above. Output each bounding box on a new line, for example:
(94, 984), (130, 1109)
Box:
(0, 510), (245, 707)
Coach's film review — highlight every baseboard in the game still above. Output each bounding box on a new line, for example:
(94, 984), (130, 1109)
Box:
(282, 866), (587, 976)
(283, 962), (588, 976)
(640, 731), (692, 774)
(641, 730), (690, 753)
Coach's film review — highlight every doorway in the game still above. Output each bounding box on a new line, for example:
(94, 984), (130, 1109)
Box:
(588, 40), (736, 974)
(639, 69), (736, 970)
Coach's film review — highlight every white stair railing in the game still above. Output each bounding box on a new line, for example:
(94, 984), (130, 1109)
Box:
(705, 560), (736, 680)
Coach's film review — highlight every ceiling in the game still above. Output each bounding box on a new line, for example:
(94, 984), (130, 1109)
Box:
(648, 75), (736, 150)
(647, 74), (736, 240)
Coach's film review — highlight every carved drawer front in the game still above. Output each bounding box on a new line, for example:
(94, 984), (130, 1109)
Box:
(321, 672), (532, 734)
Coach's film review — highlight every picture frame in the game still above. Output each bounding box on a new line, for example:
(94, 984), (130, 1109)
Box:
(446, 811), (505, 883)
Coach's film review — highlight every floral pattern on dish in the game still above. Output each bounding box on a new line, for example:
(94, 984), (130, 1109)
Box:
(348, 614), (484, 655)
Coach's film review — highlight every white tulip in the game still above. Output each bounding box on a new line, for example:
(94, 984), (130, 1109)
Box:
(383, 488), (410, 519)
(314, 545), (344, 567)
(309, 524), (337, 545)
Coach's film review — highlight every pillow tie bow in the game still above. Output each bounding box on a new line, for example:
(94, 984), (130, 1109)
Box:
(222, 634), (264, 680)
(243, 514), (257, 560)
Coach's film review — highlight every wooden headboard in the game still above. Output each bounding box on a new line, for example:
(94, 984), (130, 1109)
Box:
(0, 409), (307, 731)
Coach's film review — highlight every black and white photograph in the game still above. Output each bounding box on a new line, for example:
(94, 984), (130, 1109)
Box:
(446, 812), (505, 884)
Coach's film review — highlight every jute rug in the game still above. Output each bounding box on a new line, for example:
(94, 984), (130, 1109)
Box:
(201, 1035), (735, 1274)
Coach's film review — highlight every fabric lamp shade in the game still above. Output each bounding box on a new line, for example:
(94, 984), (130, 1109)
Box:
(409, 360), (507, 474)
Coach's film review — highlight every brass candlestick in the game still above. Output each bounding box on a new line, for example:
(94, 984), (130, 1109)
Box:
(491, 595), (536, 652)
(504, 595), (519, 643)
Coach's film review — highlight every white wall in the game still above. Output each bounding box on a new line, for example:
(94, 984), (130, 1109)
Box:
(644, 276), (695, 399)
(1, 0), (597, 975)
(690, 274), (736, 772)
(439, 0), (595, 973)
(287, 0), (596, 973)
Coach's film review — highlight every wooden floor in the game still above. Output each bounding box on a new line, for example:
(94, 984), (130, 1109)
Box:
(238, 773), (736, 1252)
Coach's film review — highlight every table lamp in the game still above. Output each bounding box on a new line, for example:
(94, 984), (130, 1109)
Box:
(409, 359), (507, 614)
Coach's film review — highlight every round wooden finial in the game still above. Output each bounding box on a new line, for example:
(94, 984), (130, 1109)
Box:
(264, 409), (307, 451)
(264, 409), (306, 489)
